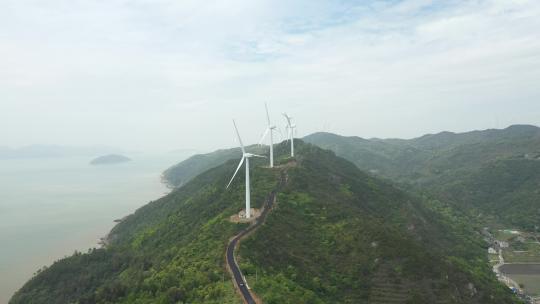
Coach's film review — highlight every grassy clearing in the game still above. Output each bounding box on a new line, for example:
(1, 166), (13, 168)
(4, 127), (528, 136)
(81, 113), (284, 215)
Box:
(495, 230), (520, 241)
(503, 242), (540, 263)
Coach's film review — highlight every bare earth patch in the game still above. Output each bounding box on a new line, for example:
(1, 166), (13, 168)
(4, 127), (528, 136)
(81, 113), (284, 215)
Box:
(229, 208), (262, 223)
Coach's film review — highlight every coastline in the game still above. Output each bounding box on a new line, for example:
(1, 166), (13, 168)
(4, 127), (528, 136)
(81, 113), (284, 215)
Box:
(100, 176), (174, 248)
(2, 156), (174, 303)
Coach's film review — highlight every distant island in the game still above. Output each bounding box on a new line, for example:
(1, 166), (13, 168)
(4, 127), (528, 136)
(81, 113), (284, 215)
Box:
(90, 154), (131, 165)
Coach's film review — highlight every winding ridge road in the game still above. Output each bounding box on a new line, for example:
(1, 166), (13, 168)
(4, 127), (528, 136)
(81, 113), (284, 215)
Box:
(226, 170), (287, 304)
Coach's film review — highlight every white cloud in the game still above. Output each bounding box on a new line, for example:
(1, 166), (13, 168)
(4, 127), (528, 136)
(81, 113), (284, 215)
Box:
(0, 0), (539, 151)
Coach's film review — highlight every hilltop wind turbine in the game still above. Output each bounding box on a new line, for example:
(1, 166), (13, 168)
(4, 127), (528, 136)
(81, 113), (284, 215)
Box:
(259, 103), (277, 168)
(283, 113), (296, 157)
(227, 120), (264, 219)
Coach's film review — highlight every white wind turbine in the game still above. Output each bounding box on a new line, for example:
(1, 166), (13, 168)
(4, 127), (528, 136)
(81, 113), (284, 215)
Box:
(258, 103), (277, 168)
(283, 113), (296, 157)
(227, 120), (265, 219)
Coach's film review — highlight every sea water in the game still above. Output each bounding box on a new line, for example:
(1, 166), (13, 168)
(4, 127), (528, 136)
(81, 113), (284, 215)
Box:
(0, 153), (187, 303)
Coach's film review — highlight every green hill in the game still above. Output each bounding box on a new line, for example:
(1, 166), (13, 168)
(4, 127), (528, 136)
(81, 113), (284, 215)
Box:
(429, 158), (540, 230)
(162, 145), (266, 188)
(303, 125), (540, 230)
(10, 141), (518, 304)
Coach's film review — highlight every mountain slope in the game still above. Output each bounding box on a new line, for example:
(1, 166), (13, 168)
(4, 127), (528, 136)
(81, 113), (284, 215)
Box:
(239, 142), (516, 303)
(430, 158), (540, 230)
(11, 141), (518, 303)
(303, 125), (540, 230)
(300, 132), (429, 180)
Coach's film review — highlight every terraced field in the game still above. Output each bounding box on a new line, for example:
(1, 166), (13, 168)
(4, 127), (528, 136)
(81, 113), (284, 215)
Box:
(367, 269), (451, 304)
(503, 242), (540, 263)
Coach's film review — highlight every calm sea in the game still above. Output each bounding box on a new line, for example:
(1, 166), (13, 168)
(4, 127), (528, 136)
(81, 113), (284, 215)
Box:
(0, 153), (187, 303)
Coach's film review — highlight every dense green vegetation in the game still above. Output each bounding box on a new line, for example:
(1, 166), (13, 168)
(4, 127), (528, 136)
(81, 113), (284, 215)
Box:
(12, 141), (520, 303)
(162, 125), (540, 230)
(428, 159), (540, 231)
(240, 143), (517, 303)
(304, 125), (540, 230)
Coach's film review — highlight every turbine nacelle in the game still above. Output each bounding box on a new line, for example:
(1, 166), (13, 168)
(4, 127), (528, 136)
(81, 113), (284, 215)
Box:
(283, 112), (296, 157)
(260, 103), (277, 168)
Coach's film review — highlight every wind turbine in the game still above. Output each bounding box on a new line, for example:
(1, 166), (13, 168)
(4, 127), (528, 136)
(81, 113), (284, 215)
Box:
(259, 103), (277, 168)
(283, 113), (296, 157)
(227, 120), (264, 219)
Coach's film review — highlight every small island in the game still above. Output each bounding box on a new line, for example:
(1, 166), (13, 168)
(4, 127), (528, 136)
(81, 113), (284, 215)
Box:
(90, 154), (131, 165)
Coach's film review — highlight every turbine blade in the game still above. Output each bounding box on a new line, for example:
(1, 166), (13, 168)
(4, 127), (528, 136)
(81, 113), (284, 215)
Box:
(285, 125), (291, 142)
(226, 156), (245, 189)
(251, 154), (267, 158)
(232, 119), (246, 154)
(282, 113), (291, 126)
(258, 127), (270, 145)
(265, 103), (271, 125)
(276, 127), (284, 140)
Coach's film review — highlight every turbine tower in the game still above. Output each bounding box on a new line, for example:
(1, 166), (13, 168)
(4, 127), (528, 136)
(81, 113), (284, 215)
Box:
(227, 120), (264, 219)
(259, 103), (277, 168)
(283, 113), (296, 157)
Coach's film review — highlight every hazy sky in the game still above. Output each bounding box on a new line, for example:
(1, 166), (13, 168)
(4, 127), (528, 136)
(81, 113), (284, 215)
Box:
(1, 0), (539, 152)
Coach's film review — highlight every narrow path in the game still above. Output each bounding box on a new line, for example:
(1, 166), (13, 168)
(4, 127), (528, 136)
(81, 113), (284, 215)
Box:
(493, 248), (521, 291)
(226, 169), (287, 304)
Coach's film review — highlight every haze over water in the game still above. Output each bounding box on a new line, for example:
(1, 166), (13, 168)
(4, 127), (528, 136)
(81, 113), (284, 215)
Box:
(0, 153), (187, 303)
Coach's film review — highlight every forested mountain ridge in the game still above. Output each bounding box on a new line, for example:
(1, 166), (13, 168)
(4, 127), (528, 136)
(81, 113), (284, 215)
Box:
(303, 125), (540, 181)
(10, 141), (519, 303)
(304, 125), (540, 230)
(162, 125), (540, 230)
(237, 143), (518, 303)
